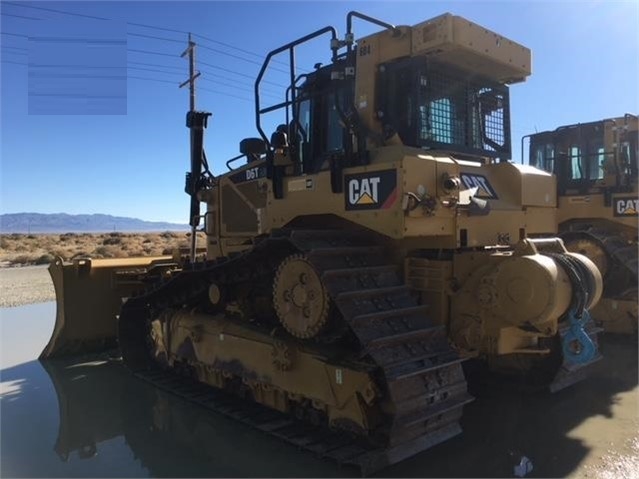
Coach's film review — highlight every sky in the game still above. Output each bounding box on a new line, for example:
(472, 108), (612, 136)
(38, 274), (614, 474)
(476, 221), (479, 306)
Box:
(1, 0), (637, 223)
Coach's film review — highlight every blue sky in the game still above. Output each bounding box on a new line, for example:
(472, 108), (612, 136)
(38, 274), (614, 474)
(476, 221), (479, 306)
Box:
(1, 0), (637, 223)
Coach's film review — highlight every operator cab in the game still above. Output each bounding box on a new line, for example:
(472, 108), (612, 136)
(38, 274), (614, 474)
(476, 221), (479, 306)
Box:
(245, 12), (529, 198)
(280, 52), (514, 178)
(375, 57), (511, 161)
(527, 116), (638, 194)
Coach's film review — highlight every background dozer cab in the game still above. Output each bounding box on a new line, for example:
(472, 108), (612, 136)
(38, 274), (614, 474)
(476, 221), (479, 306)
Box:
(524, 115), (638, 333)
(42, 11), (603, 474)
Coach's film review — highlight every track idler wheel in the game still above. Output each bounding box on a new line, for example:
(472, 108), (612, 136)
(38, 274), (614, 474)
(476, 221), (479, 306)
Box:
(273, 254), (330, 339)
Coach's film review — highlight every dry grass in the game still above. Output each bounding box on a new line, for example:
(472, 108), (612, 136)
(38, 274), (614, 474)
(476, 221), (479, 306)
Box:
(0, 232), (205, 266)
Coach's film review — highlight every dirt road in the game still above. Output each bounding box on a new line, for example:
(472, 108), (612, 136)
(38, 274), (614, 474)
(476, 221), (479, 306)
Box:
(0, 266), (54, 308)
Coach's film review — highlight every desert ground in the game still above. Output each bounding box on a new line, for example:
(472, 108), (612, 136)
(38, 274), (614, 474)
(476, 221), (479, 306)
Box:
(0, 232), (205, 307)
(0, 232), (203, 266)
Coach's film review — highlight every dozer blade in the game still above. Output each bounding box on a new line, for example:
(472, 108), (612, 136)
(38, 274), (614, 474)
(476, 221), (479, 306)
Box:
(41, 255), (175, 359)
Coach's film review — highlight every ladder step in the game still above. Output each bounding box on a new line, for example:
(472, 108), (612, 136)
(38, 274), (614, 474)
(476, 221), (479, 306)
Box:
(351, 304), (429, 324)
(388, 356), (465, 382)
(396, 394), (474, 429)
(321, 264), (398, 278)
(336, 285), (409, 301)
(308, 246), (384, 256)
(381, 350), (448, 371)
(367, 326), (442, 349)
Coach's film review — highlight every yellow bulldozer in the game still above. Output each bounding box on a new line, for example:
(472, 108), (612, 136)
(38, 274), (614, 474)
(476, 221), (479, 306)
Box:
(40, 12), (604, 474)
(524, 115), (638, 333)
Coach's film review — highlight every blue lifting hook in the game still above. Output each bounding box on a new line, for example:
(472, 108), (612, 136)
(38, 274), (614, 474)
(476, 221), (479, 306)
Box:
(562, 308), (596, 364)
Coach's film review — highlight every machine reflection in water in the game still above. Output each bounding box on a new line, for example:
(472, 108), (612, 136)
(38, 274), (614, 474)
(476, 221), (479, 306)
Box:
(33, 332), (637, 478)
(41, 357), (346, 478)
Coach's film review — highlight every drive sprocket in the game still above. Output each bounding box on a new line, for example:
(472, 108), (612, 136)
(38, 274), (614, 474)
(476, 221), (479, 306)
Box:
(272, 254), (330, 339)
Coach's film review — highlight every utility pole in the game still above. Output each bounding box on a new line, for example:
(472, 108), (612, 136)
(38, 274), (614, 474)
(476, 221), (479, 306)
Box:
(180, 33), (200, 112)
(180, 33), (202, 262)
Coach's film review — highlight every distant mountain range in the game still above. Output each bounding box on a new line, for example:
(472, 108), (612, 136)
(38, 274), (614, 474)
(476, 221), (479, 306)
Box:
(0, 213), (189, 233)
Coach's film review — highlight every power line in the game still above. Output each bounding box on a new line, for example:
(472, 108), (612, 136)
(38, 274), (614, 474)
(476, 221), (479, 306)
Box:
(127, 20), (288, 68)
(1, 49), (27, 56)
(1, 60), (27, 67)
(3, 54), (281, 96)
(197, 58), (286, 88)
(28, 64), (125, 69)
(28, 73), (127, 79)
(198, 42), (289, 74)
(1, 12), (41, 20)
(128, 32), (184, 44)
(128, 60), (183, 71)
(127, 22), (187, 35)
(127, 29), (290, 75)
(127, 60), (281, 94)
(128, 49), (288, 88)
(0, 59), (256, 102)
(128, 75), (177, 85)
(128, 65), (183, 76)
(128, 48), (179, 58)
(129, 50), (287, 88)
(191, 32), (272, 62)
(128, 76), (253, 102)
(2, 1), (109, 21)
(199, 86), (252, 102)
(29, 92), (125, 99)
(200, 77), (280, 99)
(193, 33), (310, 73)
(1, 32), (30, 38)
(4, 3), (305, 89)
(6, 1), (298, 72)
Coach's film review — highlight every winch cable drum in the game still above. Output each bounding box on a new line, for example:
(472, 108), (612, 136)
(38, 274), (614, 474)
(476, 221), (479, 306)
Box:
(543, 252), (600, 364)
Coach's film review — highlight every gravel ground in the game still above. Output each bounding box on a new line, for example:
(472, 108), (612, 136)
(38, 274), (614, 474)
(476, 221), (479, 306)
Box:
(0, 265), (55, 307)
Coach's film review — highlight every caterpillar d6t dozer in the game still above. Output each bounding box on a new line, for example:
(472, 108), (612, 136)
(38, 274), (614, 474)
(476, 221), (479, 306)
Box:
(42, 12), (603, 474)
(525, 115), (638, 334)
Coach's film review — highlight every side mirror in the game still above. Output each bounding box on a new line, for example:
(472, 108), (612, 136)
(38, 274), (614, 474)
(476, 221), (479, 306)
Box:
(239, 138), (267, 156)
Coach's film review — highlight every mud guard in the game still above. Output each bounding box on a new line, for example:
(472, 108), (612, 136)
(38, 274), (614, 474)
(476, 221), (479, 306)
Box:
(41, 256), (175, 359)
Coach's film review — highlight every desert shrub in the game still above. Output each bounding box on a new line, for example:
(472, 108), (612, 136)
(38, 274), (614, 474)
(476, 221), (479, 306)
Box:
(27, 234), (36, 239)
(59, 233), (76, 241)
(12, 255), (31, 264)
(102, 237), (122, 245)
(143, 238), (152, 244)
(35, 254), (55, 265)
(50, 249), (67, 260)
(162, 248), (173, 255)
(0, 238), (9, 249)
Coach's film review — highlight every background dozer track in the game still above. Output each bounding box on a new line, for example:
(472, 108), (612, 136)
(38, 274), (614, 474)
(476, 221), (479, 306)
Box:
(561, 228), (638, 333)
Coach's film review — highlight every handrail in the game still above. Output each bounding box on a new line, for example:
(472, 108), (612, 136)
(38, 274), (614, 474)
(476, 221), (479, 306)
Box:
(254, 26), (338, 146)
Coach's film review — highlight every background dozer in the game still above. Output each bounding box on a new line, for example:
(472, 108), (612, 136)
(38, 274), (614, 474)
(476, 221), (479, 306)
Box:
(41, 12), (603, 474)
(524, 115), (638, 333)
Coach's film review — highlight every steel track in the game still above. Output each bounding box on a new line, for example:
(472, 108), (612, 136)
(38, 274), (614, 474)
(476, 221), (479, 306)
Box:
(561, 228), (638, 294)
(118, 229), (473, 475)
